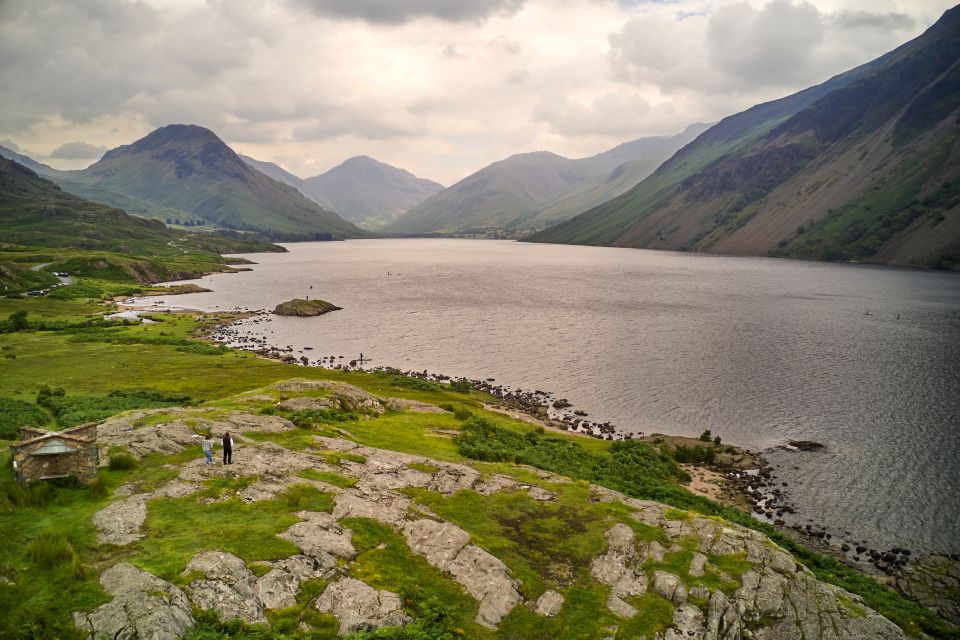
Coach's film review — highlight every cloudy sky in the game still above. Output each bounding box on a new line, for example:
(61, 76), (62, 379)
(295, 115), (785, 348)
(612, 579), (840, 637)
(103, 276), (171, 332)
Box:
(0, 0), (953, 184)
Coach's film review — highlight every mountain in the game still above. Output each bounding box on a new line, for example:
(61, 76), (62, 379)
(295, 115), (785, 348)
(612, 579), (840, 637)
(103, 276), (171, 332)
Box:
(382, 127), (710, 237)
(239, 154), (444, 229)
(68, 125), (366, 241)
(0, 144), (201, 225)
(0, 144), (60, 176)
(239, 155), (307, 192)
(0, 157), (280, 291)
(523, 124), (710, 232)
(528, 7), (960, 270)
(299, 156), (444, 229)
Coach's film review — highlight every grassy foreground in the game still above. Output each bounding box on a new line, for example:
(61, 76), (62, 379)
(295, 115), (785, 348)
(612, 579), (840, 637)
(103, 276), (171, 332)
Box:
(0, 286), (956, 640)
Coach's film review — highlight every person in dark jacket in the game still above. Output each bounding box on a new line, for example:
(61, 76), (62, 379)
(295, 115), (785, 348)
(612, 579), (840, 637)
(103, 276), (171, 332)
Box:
(222, 431), (234, 465)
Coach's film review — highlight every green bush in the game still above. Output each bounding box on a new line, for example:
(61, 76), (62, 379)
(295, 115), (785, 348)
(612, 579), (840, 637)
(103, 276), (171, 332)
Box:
(27, 530), (75, 569)
(36, 387), (191, 427)
(108, 452), (137, 471)
(0, 476), (56, 512)
(289, 408), (358, 428)
(448, 378), (472, 394)
(0, 397), (50, 439)
(452, 405), (473, 421)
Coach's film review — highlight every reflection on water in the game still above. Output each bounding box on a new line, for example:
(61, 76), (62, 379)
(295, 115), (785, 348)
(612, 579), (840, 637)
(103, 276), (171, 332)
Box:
(138, 239), (960, 554)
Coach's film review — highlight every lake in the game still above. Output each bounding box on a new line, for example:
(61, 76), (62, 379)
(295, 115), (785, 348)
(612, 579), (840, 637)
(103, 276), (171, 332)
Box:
(136, 238), (960, 556)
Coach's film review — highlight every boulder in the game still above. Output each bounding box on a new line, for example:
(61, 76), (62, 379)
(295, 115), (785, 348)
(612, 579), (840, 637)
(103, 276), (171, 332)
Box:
(182, 551), (266, 624)
(272, 299), (342, 317)
(93, 495), (147, 546)
(73, 563), (194, 640)
(255, 555), (337, 610)
(315, 578), (410, 635)
(402, 518), (521, 628)
(535, 590), (564, 617)
(280, 511), (356, 560)
(591, 524), (647, 618)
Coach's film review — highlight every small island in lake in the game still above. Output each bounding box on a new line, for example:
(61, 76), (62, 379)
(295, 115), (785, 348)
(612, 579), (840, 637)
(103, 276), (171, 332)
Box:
(272, 298), (342, 316)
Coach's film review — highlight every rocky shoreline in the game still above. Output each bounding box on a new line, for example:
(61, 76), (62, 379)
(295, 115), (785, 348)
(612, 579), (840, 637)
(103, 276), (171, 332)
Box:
(125, 303), (954, 614)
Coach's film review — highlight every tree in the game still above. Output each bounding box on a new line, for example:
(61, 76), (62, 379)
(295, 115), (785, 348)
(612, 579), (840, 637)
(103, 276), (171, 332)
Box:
(9, 310), (28, 331)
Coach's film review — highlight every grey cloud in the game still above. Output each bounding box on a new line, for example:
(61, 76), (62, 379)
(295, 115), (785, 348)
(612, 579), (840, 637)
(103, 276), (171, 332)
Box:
(832, 10), (915, 31)
(286, 0), (525, 24)
(533, 92), (653, 136)
(48, 141), (109, 160)
(706, 0), (825, 89)
(0, 139), (21, 152)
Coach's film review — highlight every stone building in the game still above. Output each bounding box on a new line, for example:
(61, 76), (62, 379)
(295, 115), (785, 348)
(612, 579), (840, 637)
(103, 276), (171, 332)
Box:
(10, 422), (99, 484)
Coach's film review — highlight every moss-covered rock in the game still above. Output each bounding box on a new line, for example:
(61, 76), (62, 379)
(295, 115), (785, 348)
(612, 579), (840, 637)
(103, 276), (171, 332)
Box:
(271, 298), (342, 317)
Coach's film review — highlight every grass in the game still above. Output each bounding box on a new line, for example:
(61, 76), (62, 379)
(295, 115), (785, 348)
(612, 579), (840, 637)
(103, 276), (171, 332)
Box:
(298, 468), (357, 488)
(132, 483), (333, 581)
(0, 289), (956, 640)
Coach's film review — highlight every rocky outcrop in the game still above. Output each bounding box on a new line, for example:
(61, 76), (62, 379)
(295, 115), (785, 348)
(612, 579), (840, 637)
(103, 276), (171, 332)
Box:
(182, 550), (335, 624)
(589, 487), (908, 639)
(73, 563), (194, 640)
(93, 494), (148, 545)
(896, 554), (960, 625)
(280, 511), (356, 560)
(315, 578), (410, 635)
(183, 551), (266, 624)
(590, 523), (648, 618)
(402, 518), (522, 628)
(97, 410), (295, 462)
(535, 590), (564, 617)
(256, 555), (337, 610)
(272, 299), (342, 317)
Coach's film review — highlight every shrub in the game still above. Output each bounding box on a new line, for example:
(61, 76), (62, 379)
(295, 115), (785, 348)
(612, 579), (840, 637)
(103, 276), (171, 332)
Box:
(9, 310), (29, 331)
(87, 473), (109, 498)
(108, 452), (137, 471)
(448, 378), (472, 394)
(698, 429), (712, 442)
(452, 405), (473, 421)
(27, 530), (75, 569)
(0, 397), (50, 439)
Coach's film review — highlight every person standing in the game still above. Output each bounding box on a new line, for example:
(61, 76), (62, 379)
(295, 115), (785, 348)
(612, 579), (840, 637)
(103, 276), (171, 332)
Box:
(202, 434), (213, 465)
(222, 431), (234, 465)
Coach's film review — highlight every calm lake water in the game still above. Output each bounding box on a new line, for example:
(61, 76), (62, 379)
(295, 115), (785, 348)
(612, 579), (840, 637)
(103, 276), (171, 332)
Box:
(141, 239), (960, 555)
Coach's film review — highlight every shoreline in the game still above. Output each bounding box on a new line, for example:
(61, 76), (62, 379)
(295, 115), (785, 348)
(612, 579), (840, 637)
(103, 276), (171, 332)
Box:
(115, 296), (932, 580)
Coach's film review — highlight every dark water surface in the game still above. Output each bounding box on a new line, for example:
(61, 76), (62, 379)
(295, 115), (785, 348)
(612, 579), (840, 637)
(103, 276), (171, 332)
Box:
(142, 239), (960, 554)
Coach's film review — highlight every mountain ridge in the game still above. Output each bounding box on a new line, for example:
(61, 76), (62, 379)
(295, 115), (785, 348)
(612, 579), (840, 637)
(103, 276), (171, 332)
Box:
(526, 7), (960, 269)
(66, 125), (366, 241)
(383, 126), (707, 237)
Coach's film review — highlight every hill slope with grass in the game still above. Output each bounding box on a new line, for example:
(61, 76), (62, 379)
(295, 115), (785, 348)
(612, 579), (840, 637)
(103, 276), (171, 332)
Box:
(0, 289), (955, 639)
(64, 125), (366, 241)
(0, 157), (280, 293)
(300, 156), (444, 229)
(384, 127), (708, 238)
(527, 7), (960, 269)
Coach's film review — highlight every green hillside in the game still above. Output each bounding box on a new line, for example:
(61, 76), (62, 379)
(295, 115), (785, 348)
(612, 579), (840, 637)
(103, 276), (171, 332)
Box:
(70, 125), (367, 241)
(526, 7), (960, 269)
(384, 128), (709, 238)
(0, 157), (281, 293)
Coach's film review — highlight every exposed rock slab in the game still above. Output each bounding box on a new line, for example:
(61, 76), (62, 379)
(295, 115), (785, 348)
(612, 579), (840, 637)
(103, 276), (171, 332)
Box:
(535, 590), (564, 617)
(588, 484), (907, 639)
(93, 495), (147, 545)
(332, 491), (412, 526)
(315, 577), (410, 635)
(403, 518), (521, 628)
(183, 551), (266, 624)
(278, 397), (334, 411)
(255, 554), (337, 610)
(281, 511), (356, 560)
(73, 562), (194, 640)
(591, 523), (647, 618)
